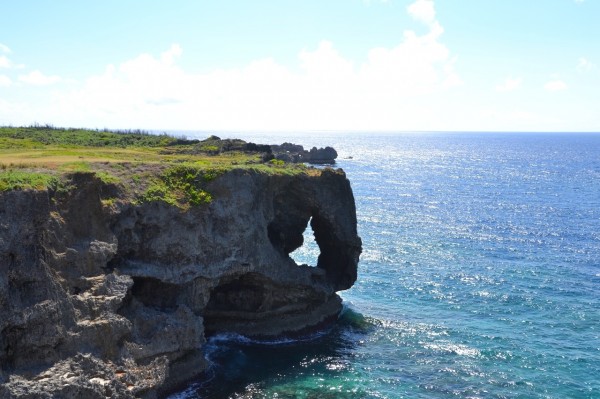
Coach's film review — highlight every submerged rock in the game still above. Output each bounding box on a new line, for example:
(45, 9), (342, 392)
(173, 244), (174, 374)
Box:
(0, 168), (361, 398)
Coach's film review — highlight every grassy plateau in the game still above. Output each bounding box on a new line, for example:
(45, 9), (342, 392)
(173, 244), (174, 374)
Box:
(0, 125), (321, 208)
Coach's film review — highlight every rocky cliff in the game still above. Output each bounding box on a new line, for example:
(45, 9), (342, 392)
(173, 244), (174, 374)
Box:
(0, 168), (361, 398)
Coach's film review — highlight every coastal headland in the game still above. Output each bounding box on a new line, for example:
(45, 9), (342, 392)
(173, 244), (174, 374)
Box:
(0, 126), (361, 398)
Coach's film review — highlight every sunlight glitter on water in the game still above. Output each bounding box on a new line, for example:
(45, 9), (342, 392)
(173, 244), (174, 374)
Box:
(172, 133), (600, 399)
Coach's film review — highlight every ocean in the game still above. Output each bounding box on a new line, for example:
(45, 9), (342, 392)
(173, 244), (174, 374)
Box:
(170, 132), (600, 399)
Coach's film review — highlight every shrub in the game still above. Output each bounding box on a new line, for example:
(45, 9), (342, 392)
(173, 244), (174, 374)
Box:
(0, 171), (59, 191)
(137, 165), (223, 207)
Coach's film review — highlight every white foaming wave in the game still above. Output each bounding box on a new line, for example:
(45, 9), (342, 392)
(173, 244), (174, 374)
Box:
(207, 332), (253, 345)
(166, 384), (203, 399)
(206, 330), (330, 348)
(201, 331), (331, 373)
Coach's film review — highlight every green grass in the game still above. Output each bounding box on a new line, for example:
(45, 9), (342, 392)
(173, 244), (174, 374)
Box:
(0, 170), (59, 191)
(244, 161), (311, 176)
(0, 125), (325, 207)
(0, 136), (45, 150)
(0, 124), (195, 148)
(59, 161), (92, 172)
(138, 182), (179, 206)
(95, 171), (121, 184)
(137, 164), (221, 207)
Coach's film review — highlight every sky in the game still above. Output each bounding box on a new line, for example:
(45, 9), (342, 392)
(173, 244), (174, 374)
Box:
(1, 0), (599, 132)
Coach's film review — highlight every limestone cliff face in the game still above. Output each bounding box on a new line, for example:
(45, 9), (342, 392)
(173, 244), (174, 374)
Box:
(0, 168), (361, 398)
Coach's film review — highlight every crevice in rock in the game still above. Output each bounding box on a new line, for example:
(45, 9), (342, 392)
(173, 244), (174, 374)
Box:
(1, 326), (21, 370)
(0, 328), (9, 370)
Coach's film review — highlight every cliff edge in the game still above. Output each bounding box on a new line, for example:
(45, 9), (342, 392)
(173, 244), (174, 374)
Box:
(0, 168), (361, 398)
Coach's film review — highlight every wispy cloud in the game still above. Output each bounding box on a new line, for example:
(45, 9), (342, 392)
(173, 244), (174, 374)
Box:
(0, 48), (24, 69)
(406, 0), (444, 45)
(0, 44), (14, 69)
(577, 57), (595, 72)
(160, 44), (182, 65)
(408, 0), (436, 26)
(0, 75), (12, 87)
(0, 56), (11, 69)
(18, 70), (61, 85)
(544, 79), (568, 92)
(496, 76), (522, 92)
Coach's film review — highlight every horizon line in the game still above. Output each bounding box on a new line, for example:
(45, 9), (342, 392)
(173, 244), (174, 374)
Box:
(2, 124), (599, 135)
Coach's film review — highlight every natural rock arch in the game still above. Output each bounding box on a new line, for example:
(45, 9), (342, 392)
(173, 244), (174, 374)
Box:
(266, 172), (360, 291)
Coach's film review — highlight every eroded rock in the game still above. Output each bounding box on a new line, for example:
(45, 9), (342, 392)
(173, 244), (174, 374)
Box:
(0, 168), (361, 398)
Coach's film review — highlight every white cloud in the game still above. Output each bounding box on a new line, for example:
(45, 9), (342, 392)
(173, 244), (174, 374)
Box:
(408, 0), (436, 26)
(0, 75), (11, 87)
(496, 76), (522, 92)
(544, 79), (568, 92)
(160, 43), (182, 65)
(3, 1), (463, 131)
(406, 0), (444, 47)
(46, 4), (460, 131)
(0, 55), (11, 69)
(577, 57), (594, 72)
(0, 45), (20, 69)
(18, 70), (61, 85)
(0, 54), (24, 69)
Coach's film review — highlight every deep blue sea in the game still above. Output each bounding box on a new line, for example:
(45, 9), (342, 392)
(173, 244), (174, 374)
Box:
(171, 132), (600, 399)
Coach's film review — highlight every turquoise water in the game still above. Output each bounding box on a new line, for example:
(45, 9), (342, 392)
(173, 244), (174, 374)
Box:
(172, 133), (600, 399)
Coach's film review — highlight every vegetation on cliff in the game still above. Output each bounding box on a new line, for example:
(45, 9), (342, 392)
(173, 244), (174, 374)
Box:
(0, 125), (326, 206)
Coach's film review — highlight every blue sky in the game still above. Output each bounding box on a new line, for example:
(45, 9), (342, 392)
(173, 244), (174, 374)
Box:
(1, 0), (599, 132)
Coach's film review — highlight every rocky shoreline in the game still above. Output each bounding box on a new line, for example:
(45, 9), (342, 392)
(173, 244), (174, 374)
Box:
(0, 167), (361, 398)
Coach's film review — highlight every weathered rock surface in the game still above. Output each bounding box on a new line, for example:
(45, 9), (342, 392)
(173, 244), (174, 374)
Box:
(0, 168), (361, 398)
(271, 143), (338, 164)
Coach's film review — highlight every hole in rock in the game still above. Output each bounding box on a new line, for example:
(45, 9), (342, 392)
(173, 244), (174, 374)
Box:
(289, 217), (319, 267)
(130, 277), (179, 310)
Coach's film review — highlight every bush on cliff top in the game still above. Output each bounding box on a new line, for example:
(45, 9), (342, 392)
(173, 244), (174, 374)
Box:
(0, 170), (59, 191)
(137, 164), (224, 207)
